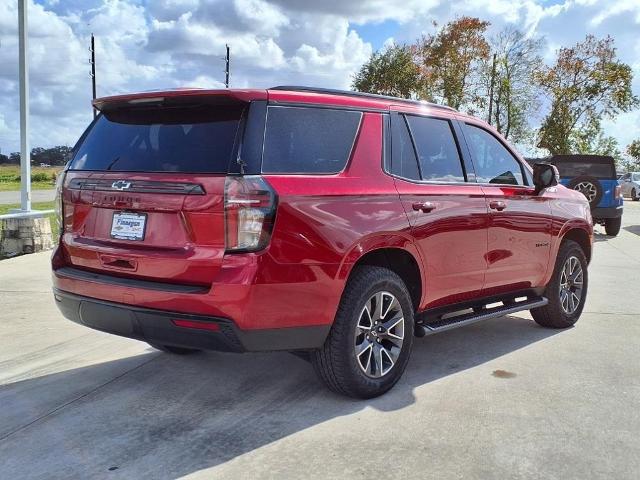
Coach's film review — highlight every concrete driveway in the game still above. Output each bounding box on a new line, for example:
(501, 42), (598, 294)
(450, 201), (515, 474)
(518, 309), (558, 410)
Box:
(1, 203), (639, 479)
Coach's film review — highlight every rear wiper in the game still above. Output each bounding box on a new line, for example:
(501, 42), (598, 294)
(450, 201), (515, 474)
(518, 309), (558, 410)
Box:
(105, 156), (121, 171)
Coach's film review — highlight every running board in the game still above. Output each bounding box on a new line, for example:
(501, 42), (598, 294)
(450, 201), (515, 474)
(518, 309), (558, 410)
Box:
(416, 297), (548, 337)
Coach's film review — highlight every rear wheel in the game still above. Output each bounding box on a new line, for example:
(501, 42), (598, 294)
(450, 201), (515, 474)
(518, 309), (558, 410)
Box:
(148, 343), (200, 355)
(311, 266), (414, 399)
(567, 176), (602, 208)
(531, 240), (588, 329)
(632, 188), (638, 201)
(604, 217), (621, 236)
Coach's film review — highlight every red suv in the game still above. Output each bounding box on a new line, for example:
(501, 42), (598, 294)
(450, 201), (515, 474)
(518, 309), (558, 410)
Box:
(52, 86), (593, 398)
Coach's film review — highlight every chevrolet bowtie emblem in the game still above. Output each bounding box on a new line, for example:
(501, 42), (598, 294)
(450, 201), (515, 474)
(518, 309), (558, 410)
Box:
(111, 180), (132, 190)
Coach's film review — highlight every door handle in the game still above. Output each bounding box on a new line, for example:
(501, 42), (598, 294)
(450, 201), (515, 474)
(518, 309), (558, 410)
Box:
(489, 200), (507, 211)
(412, 201), (436, 213)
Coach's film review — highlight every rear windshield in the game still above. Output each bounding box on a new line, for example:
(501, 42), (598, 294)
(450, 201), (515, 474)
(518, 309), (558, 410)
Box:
(262, 106), (362, 174)
(551, 159), (616, 179)
(69, 105), (245, 173)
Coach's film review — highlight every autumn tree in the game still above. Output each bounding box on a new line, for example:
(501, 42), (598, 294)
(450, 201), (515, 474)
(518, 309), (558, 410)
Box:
(417, 17), (490, 110)
(352, 44), (421, 99)
(625, 139), (640, 170)
(483, 28), (544, 143)
(536, 35), (637, 155)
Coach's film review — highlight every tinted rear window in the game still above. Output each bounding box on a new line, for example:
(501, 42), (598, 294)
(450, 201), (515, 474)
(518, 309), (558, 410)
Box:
(551, 160), (616, 179)
(262, 106), (361, 174)
(70, 105), (245, 172)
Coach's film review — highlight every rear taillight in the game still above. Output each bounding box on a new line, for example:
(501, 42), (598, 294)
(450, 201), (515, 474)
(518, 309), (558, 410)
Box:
(54, 170), (66, 235)
(615, 185), (622, 199)
(224, 176), (277, 252)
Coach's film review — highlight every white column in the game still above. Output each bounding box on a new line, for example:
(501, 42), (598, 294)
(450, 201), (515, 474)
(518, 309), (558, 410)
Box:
(18, 0), (31, 212)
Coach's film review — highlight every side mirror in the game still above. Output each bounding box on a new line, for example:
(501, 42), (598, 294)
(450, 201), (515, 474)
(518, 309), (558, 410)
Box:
(533, 163), (559, 194)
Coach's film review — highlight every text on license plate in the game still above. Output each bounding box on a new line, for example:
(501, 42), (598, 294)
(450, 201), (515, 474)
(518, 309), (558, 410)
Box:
(111, 212), (147, 240)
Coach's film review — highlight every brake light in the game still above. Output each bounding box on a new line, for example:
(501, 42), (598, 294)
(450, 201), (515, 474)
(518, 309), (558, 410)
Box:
(54, 170), (66, 236)
(615, 185), (622, 199)
(224, 176), (277, 252)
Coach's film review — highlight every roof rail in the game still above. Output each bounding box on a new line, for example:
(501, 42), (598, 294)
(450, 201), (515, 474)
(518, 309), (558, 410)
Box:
(270, 86), (456, 112)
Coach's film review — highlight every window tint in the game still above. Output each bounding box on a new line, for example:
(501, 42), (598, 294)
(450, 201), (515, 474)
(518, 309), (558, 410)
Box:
(406, 116), (464, 182)
(391, 115), (420, 180)
(70, 105), (245, 172)
(551, 160), (616, 179)
(633, 173), (640, 181)
(464, 125), (524, 185)
(262, 106), (361, 174)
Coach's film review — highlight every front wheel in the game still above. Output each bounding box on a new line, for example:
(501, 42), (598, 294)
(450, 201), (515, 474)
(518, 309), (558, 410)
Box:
(531, 240), (588, 329)
(632, 189), (638, 201)
(605, 217), (621, 236)
(311, 266), (414, 399)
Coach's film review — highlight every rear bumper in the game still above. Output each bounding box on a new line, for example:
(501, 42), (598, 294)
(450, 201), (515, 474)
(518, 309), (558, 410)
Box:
(53, 288), (330, 352)
(592, 205), (623, 219)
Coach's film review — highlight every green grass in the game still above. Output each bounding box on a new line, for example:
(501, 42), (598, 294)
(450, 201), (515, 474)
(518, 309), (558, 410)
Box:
(0, 200), (58, 241)
(0, 165), (62, 191)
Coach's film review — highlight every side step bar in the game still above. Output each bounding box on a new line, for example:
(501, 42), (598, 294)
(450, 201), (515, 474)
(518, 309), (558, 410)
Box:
(416, 297), (548, 337)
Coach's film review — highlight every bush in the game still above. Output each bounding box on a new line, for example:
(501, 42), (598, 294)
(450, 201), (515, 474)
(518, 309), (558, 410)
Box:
(11, 172), (54, 183)
(31, 172), (52, 182)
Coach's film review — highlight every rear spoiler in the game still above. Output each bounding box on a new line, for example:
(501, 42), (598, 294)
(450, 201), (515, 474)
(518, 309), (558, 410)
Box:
(92, 89), (268, 112)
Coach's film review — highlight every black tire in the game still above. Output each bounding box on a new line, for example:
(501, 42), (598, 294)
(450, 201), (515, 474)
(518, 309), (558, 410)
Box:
(604, 217), (621, 236)
(531, 240), (588, 328)
(567, 176), (603, 208)
(148, 343), (200, 355)
(311, 266), (414, 399)
(632, 188), (639, 201)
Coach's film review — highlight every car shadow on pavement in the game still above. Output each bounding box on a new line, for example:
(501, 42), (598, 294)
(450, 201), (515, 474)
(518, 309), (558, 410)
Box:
(0, 315), (563, 479)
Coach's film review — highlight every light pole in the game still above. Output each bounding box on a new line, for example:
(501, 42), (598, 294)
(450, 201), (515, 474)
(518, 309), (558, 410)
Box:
(18, 0), (31, 212)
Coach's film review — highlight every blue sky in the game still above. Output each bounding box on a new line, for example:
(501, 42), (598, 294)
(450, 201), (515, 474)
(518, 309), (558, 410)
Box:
(1, 0), (639, 156)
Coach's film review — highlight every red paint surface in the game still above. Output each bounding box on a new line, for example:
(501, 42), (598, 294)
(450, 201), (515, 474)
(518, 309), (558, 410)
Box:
(53, 88), (593, 332)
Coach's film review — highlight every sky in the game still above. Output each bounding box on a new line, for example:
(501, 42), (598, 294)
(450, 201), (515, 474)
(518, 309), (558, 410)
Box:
(0, 0), (639, 155)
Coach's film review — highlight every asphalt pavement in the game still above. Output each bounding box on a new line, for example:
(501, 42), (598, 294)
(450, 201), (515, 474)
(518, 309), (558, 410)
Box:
(0, 189), (56, 205)
(1, 201), (639, 479)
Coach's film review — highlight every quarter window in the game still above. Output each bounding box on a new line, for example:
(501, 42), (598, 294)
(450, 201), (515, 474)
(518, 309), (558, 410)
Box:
(262, 106), (361, 174)
(464, 124), (524, 185)
(406, 116), (465, 182)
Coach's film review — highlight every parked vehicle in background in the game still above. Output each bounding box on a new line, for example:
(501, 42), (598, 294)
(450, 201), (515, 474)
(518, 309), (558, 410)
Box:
(619, 172), (640, 201)
(546, 155), (623, 236)
(51, 87), (593, 398)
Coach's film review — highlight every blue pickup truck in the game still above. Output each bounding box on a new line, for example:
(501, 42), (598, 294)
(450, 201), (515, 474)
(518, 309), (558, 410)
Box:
(547, 155), (623, 236)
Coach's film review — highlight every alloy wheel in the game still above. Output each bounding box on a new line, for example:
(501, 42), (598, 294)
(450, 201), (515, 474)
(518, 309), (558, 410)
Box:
(573, 181), (598, 203)
(559, 255), (584, 315)
(354, 291), (405, 378)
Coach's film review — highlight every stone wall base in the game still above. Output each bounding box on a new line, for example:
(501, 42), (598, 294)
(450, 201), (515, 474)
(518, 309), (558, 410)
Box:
(1, 217), (54, 259)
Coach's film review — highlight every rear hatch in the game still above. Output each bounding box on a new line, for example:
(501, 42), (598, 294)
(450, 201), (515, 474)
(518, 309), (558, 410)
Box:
(60, 92), (259, 287)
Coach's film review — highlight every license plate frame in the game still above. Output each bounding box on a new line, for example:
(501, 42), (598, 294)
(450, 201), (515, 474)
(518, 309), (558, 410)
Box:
(110, 211), (147, 241)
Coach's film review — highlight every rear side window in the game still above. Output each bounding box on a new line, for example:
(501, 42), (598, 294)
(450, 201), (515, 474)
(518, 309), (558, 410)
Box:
(70, 105), (245, 173)
(406, 116), (464, 182)
(262, 106), (361, 174)
(464, 124), (524, 185)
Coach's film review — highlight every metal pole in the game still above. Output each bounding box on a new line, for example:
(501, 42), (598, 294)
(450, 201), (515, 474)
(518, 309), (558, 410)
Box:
(18, 0), (31, 212)
(90, 33), (96, 117)
(487, 53), (497, 126)
(225, 44), (230, 88)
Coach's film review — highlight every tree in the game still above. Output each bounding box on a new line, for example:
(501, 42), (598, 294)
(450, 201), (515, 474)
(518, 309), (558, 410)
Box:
(625, 139), (640, 170)
(570, 117), (621, 160)
(0, 153), (9, 164)
(484, 28), (544, 143)
(536, 35), (638, 155)
(417, 17), (490, 110)
(9, 152), (20, 164)
(352, 44), (421, 99)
